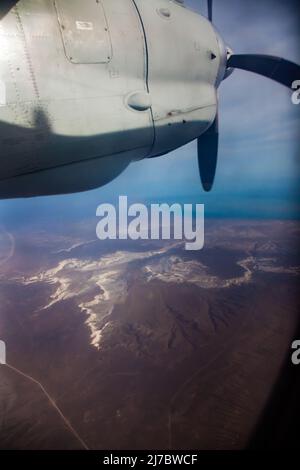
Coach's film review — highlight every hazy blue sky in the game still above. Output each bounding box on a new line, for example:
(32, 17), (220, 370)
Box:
(0, 0), (299, 228)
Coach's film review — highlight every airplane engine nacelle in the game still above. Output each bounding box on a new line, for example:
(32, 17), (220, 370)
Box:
(0, 0), (226, 198)
(135, 0), (224, 158)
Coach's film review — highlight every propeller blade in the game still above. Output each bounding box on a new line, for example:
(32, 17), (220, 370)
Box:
(227, 54), (300, 88)
(207, 0), (213, 22)
(198, 114), (219, 192)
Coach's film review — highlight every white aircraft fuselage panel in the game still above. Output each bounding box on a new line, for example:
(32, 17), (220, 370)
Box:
(55, 0), (113, 64)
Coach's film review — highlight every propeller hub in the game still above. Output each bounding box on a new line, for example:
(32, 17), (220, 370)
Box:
(224, 47), (234, 79)
(213, 29), (234, 86)
(226, 46), (233, 61)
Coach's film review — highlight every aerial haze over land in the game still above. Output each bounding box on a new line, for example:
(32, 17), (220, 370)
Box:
(0, 219), (299, 449)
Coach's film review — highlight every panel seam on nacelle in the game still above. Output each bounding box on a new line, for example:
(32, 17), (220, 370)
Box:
(131, 0), (156, 156)
(14, 5), (40, 101)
